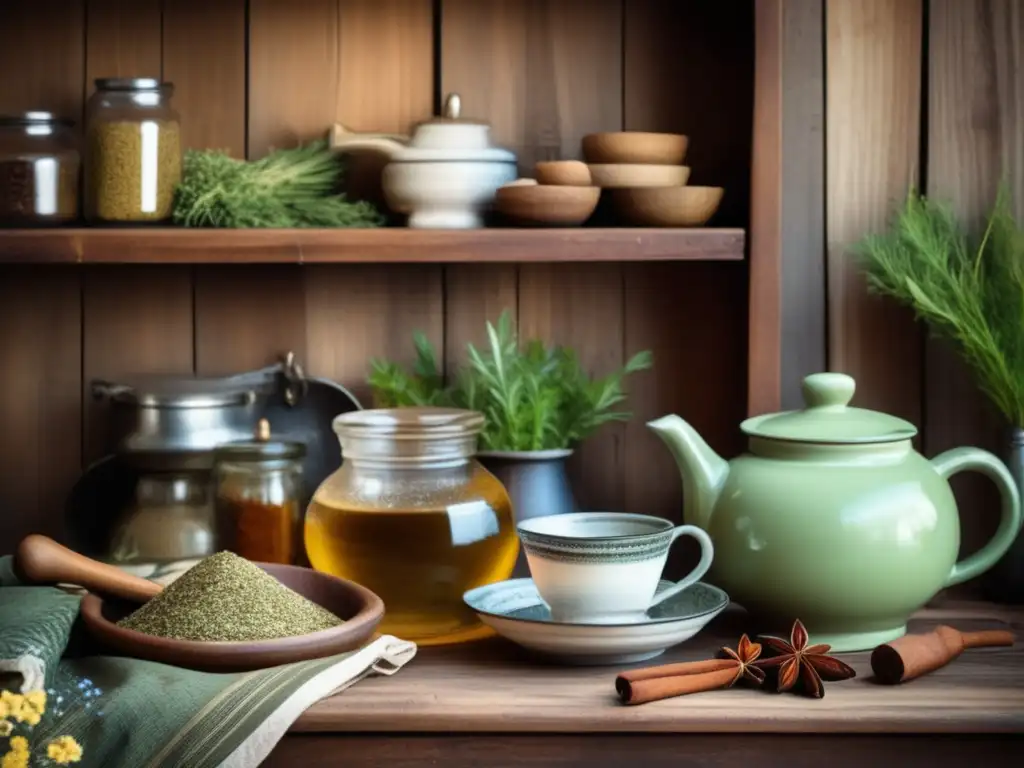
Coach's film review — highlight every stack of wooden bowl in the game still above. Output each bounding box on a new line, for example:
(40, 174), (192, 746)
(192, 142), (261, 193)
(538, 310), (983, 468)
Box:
(582, 131), (723, 227)
(494, 162), (601, 227)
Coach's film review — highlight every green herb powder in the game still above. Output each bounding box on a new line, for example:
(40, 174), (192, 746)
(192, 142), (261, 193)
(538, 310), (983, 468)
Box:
(117, 551), (343, 642)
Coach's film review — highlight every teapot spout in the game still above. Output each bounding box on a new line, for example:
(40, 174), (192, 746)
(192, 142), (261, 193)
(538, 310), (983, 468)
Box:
(647, 414), (729, 531)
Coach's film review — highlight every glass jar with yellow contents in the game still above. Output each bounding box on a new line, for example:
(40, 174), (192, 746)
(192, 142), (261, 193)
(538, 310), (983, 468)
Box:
(304, 407), (518, 645)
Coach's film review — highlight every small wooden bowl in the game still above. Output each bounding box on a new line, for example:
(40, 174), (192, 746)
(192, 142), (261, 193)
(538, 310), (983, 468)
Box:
(610, 186), (725, 227)
(535, 160), (592, 186)
(582, 132), (689, 164)
(81, 563), (385, 672)
(588, 164), (690, 189)
(495, 184), (600, 226)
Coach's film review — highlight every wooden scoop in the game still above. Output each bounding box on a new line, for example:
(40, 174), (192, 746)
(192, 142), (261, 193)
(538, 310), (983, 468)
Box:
(16, 534), (162, 602)
(870, 624), (1015, 684)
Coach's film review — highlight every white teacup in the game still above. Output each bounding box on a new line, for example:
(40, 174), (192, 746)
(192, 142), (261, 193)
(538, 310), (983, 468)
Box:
(517, 512), (714, 624)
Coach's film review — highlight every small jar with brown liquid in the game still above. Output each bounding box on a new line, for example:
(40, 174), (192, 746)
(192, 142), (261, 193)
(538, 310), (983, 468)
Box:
(214, 420), (306, 565)
(305, 407), (518, 645)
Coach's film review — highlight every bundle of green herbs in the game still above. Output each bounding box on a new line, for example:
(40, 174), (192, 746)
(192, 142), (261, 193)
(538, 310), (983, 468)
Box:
(856, 184), (1024, 426)
(172, 140), (384, 228)
(368, 311), (653, 451)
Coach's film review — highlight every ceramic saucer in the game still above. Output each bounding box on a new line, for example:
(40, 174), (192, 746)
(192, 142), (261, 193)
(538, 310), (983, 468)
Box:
(463, 578), (729, 665)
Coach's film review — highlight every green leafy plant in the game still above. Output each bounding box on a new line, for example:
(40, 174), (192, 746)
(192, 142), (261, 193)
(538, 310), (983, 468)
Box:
(368, 311), (653, 451)
(172, 140), (385, 228)
(856, 184), (1024, 425)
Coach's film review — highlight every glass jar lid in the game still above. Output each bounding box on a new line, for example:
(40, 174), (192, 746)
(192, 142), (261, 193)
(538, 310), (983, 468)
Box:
(740, 372), (918, 444)
(333, 407), (485, 465)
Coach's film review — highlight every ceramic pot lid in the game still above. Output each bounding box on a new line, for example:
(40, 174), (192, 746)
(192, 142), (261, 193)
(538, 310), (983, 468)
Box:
(740, 372), (918, 444)
(395, 93), (517, 163)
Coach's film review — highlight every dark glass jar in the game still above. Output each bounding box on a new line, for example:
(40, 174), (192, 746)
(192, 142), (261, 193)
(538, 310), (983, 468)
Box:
(84, 78), (182, 223)
(214, 423), (307, 565)
(0, 112), (80, 225)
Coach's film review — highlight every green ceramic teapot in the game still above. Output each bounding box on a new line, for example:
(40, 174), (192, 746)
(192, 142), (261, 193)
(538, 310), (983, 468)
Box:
(649, 372), (1022, 652)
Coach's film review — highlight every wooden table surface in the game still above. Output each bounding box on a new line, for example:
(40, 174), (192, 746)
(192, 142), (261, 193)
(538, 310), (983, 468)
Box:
(269, 601), (1024, 767)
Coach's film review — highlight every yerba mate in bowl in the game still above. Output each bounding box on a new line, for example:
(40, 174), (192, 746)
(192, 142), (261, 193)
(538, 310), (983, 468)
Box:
(16, 535), (385, 672)
(117, 551), (342, 642)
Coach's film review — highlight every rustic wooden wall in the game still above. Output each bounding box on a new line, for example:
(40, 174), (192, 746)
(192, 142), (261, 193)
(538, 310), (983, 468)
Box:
(0, 0), (754, 548)
(821, 0), (1023, 595)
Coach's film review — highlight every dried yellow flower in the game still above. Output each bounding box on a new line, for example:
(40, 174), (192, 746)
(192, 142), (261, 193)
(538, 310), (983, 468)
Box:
(47, 735), (84, 765)
(22, 691), (45, 715)
(0, 721), (11, 737)
(0, 692), (21, 719)
(14, 709), (39, 727)
(0, 749), (28, 768)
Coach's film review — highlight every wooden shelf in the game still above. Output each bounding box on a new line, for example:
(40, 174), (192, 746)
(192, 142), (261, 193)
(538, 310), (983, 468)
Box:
(0, 227), (745, 265)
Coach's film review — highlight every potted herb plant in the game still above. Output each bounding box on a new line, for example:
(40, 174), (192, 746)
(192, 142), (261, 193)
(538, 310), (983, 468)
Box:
(856, 185), (1024, 602)
(367, 312), (653, 531)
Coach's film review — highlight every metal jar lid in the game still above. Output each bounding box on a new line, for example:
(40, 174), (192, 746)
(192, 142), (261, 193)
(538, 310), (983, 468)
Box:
(214, 419), (306, 463)
(94, 77), (172, 93)
(0, 111), (74, 128)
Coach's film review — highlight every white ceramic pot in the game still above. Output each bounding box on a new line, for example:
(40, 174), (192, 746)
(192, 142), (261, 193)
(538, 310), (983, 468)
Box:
(329, 93), (517, 229)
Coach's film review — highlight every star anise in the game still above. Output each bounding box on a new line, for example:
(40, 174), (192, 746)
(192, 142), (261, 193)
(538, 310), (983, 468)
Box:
(753, 619), (856, 698)
(717, 633), (767, 687)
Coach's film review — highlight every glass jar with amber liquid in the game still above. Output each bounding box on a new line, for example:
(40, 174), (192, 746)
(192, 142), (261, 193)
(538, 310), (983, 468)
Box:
(304, 407), (518, 645)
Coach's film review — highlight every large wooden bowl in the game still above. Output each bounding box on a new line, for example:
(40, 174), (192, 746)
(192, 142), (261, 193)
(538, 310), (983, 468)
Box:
(610, 186), (724, 227)
(80, 563), (384, 672)
(587, 164), (690, 189)
(495, 184), (600, 226)
(582, 132), (688, 165)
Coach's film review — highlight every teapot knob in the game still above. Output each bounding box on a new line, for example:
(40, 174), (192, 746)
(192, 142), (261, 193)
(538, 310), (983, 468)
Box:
(802, 372), (855, 409)
(443, 92), (461, 119)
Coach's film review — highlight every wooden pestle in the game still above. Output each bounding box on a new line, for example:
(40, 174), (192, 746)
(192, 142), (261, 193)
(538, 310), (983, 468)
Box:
(15, 534), (163, 603)
(870, 625), (1015, 685)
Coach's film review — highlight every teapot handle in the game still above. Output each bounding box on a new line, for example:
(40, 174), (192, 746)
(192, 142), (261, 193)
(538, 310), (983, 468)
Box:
(931, 447), (1023, 587)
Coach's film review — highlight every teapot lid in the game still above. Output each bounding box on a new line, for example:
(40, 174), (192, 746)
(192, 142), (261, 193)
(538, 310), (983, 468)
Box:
(400, 93), (517, 163)
(740, 372), (918, 444)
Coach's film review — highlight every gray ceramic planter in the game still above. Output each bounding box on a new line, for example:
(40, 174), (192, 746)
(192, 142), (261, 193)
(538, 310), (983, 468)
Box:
(988, 427), (1024, 603)
(477, 449), (577, 577)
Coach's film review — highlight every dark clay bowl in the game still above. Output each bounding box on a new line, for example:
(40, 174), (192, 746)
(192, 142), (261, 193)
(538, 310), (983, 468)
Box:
(80, 563), (385, 672)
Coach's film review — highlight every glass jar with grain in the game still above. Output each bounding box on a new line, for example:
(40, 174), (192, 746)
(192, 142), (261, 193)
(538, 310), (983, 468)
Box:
(304, 407), (519, 646)
(84, 78), (181, 223)
(0, 112), (80, 225)
(213, 420), (306, 566)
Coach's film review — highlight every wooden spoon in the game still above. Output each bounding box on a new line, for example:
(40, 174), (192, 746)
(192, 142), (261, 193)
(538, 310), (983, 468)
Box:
(16, 534), (161, 603)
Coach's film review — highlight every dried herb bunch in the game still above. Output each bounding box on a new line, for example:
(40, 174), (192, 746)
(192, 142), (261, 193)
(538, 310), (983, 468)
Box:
(367, 311), (653, 451)
(857, 184), (1024, 426)
(172, 140), (384, 228)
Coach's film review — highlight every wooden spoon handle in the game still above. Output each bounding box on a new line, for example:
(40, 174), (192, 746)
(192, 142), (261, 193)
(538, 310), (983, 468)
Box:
(960, 630), (1015, 649)
(16, 535), (162, 603)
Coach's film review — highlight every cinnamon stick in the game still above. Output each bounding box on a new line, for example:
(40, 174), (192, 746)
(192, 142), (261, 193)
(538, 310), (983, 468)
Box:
(616, 658), (739, 705)
(871, 625), (1015, 685)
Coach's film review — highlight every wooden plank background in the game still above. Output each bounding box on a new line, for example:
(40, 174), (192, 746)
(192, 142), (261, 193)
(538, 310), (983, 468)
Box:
(0, 0), (753, 552)
(2, 0), (1018, 600)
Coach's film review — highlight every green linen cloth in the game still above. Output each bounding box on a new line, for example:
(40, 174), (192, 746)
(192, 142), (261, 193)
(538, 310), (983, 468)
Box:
(0, 555), (416, 768)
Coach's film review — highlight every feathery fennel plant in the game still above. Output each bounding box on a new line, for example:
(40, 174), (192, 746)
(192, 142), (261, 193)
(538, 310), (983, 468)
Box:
(856, 184), (1024, 426)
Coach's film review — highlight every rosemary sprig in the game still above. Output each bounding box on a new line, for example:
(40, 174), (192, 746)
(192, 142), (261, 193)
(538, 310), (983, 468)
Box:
(856, 184), (1024, 426)
(366, 311), (653, 451)
(172, 140), (384, 228)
